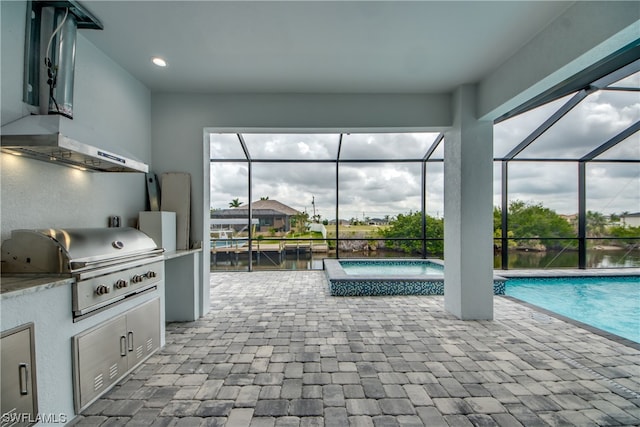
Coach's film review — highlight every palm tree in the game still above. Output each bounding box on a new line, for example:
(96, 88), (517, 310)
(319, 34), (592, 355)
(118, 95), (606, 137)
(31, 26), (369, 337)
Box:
(586, 210), (607, 238)
(229, 198), (243, 208)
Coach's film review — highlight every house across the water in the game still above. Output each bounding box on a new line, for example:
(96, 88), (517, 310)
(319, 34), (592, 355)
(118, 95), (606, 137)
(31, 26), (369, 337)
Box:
(211, 199), (301, 232)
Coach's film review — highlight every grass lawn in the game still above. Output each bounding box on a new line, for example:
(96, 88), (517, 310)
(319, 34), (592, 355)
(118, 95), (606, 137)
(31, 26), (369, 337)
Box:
(325, 224), (385, 239)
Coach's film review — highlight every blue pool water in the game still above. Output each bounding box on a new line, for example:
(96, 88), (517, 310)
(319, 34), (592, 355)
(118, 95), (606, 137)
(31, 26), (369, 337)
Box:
(340, 260), (444, 276)
(506, 276), (639, 343)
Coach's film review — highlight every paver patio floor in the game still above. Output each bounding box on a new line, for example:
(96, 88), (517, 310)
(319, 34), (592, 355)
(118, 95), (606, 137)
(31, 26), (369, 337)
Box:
(73, 271), (640, 426)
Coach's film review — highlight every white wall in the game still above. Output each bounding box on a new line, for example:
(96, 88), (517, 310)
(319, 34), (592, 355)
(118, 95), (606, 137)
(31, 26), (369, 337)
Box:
(1, 1), (151, 241)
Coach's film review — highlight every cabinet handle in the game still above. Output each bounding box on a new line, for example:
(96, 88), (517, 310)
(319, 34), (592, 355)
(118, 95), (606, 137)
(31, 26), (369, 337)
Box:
(120, 336), (127, 357)
(127, 331), (134, 352)
(19, 363), (29, 395)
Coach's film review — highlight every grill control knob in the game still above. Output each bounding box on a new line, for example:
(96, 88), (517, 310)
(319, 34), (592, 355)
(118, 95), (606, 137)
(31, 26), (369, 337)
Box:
(132, 274), (144, 284)
(146, 270), (157, 278)
(114, 279), (128, 289)
(96, 285), (111, 295)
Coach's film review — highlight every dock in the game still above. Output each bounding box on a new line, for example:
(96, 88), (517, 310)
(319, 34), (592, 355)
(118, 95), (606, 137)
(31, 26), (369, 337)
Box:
(210, 240), (328, 265)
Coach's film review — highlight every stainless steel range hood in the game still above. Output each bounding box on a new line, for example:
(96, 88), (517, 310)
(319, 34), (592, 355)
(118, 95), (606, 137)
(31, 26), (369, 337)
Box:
(1, 115), (148, 173)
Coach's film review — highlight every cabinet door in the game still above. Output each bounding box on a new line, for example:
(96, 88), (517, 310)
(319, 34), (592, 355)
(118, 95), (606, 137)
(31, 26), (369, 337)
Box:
(126, 298), (160, 369)
(73, 316), (128, 411)
(1, 324), (37, 427)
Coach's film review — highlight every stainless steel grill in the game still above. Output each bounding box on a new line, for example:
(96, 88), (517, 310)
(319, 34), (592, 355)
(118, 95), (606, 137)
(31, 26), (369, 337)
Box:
(2, 227), (164, 317)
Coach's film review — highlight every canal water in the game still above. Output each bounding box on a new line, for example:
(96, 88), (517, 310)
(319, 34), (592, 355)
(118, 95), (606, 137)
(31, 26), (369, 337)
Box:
(211, 248), (640, 271)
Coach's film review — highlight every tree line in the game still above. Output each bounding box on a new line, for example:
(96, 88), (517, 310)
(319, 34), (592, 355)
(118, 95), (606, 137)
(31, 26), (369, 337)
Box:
(380, 200), (639, 255)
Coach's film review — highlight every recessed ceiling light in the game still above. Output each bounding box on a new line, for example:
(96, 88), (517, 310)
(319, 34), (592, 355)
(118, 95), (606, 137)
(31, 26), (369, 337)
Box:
(152, 57), (167, 67)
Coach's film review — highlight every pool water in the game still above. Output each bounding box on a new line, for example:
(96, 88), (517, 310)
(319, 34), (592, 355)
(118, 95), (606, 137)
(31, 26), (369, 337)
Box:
(340, 260), (444, 276)
(506, 276), (639, 343)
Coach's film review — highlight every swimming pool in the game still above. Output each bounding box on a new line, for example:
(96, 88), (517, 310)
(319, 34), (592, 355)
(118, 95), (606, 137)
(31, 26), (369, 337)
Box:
(324, 259), (506, 296)
(506, 276), (639, 343)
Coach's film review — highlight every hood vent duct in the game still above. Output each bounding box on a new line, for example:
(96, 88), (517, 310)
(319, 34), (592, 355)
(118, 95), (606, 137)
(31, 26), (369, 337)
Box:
(1, 2), (148, 173)
(24, 1), (103, 118)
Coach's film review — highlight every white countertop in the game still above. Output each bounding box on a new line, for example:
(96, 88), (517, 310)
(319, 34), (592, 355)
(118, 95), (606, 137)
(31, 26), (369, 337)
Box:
(1, 274), (74, 300)
(163, 248), (202, 260)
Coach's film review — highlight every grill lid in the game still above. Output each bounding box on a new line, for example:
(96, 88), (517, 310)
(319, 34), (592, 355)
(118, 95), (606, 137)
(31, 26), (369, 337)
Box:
(1, 227), (162, 273)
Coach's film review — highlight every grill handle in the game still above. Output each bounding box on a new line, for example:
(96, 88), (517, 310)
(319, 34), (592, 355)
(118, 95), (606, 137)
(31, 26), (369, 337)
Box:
(70, 248), (165, 271)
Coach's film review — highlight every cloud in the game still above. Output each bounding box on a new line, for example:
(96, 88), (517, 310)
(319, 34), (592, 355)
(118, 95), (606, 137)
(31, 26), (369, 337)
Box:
(243, 134), (339, 159)
(597, 133), (640, 160)
(516, 91), (640, 159)
(210, 133), (246, 159)
(253, 163), (334, 189)
(210, 163), (249, 207)
(585, 163), (640, 212)
(340, 133), (438, 159)
(493, 93), (573, 158)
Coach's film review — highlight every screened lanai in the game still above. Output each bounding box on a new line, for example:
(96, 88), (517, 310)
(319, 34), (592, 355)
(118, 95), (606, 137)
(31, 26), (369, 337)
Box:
(210, 63), (639, 272)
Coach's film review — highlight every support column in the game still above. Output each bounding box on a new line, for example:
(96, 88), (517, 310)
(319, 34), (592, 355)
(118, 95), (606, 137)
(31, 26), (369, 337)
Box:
(578, 161), (587, 269)
(444, 85), (494, 320)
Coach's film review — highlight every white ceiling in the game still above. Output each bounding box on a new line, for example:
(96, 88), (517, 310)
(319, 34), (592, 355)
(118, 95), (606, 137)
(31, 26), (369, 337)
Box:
(80, 1), (574, 94)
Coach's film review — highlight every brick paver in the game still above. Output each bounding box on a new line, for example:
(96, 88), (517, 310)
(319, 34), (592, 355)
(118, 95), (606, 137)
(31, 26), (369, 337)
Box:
(71, 271), (640, 426)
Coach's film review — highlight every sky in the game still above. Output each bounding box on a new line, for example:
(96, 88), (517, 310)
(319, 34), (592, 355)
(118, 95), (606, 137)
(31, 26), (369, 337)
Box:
(210, 77), (639, 221)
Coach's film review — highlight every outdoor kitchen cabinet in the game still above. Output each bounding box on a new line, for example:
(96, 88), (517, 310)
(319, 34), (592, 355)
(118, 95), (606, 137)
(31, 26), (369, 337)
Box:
(1, 323), (38, 427)
(72, 298), (160, 411)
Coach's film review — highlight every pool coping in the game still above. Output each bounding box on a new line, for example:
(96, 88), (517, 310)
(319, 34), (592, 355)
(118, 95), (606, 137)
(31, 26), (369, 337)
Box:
(324, 258), (446, 281)
(494, 268), (640, 278)
(324, 258), (507, 296)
